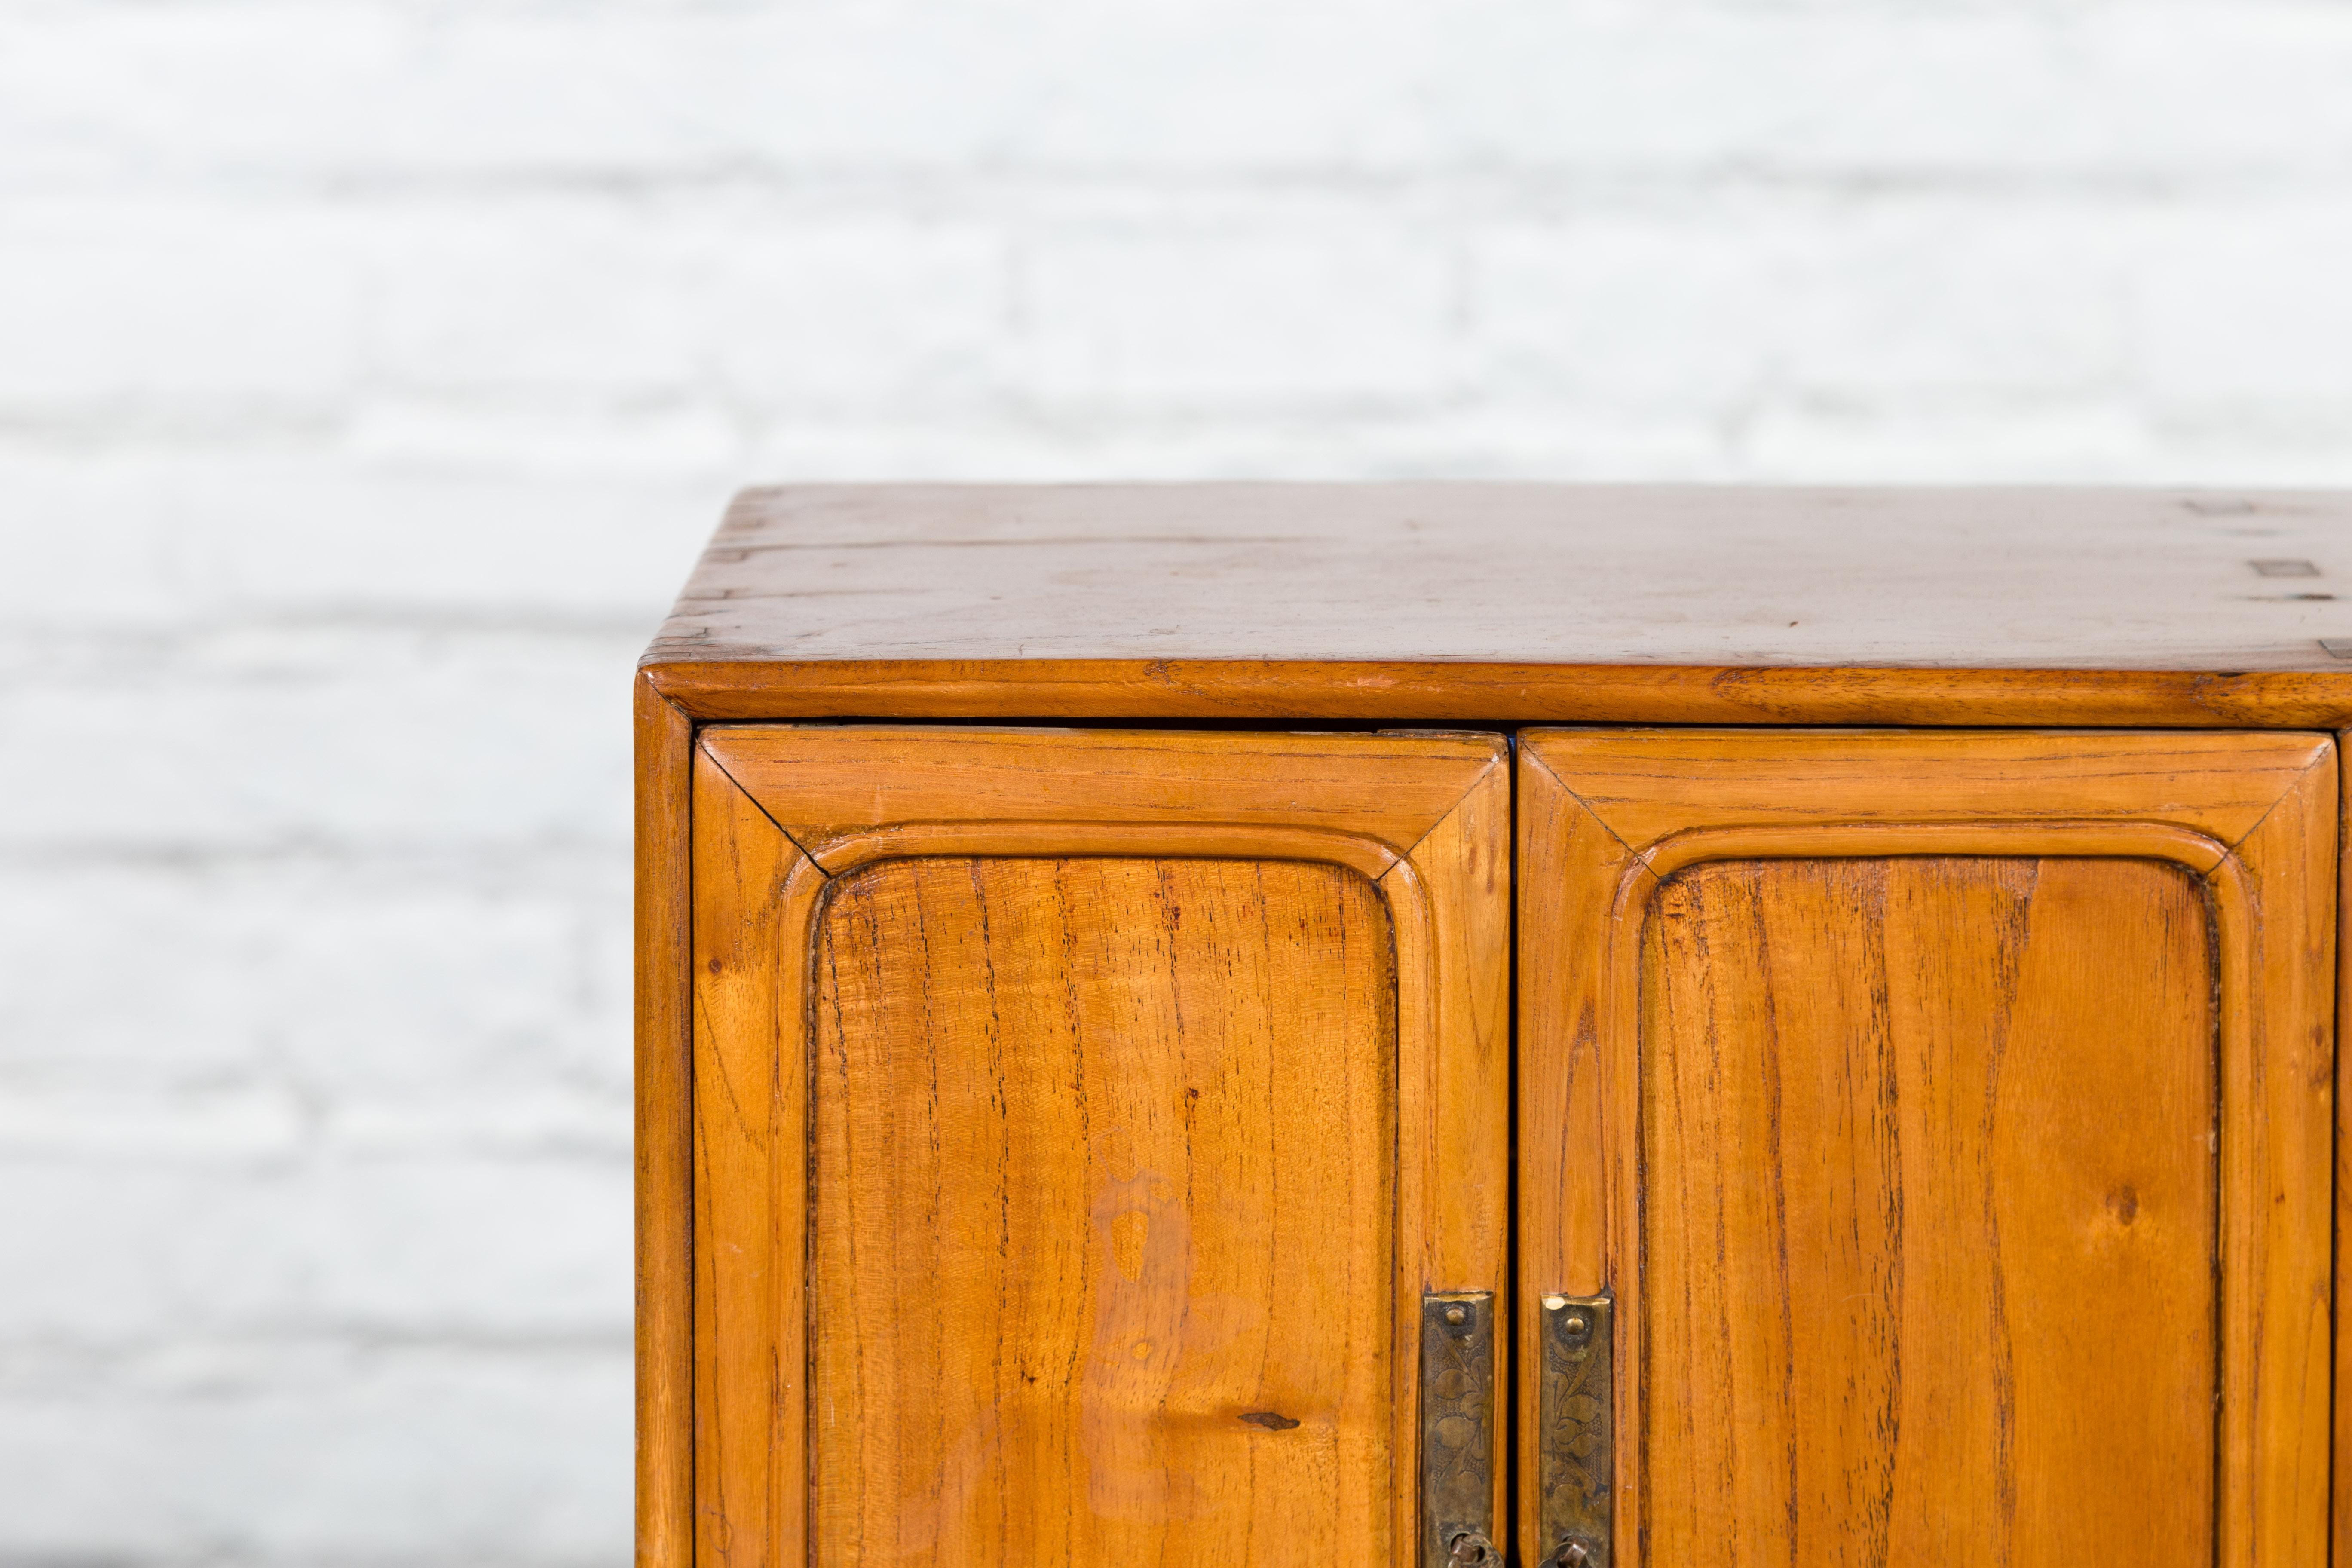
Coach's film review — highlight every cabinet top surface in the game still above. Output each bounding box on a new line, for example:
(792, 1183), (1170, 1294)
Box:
(650, 484), (2352, 673)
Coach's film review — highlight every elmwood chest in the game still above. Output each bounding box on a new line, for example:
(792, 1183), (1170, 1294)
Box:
(638, 485), (2352, 1568)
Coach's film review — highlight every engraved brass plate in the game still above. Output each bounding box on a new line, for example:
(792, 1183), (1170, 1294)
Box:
(1421, 1291), (1496, 1568)
(1539, 1292), (1613, 1568)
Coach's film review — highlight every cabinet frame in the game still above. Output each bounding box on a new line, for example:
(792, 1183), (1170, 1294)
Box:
(674, 723), (1509, 1568)
(1517, 727), (2337, 1568)
(641, 697), (2349, 1568)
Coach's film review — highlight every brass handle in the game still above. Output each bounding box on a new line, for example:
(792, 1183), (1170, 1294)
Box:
(1421, 1293), (1496, 1568)
(1447, 1531), (1503, 1568)
(1539, 1293), (1613, 1568)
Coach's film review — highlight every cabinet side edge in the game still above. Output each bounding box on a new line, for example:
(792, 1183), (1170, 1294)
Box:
(635, 673), (695, 1568)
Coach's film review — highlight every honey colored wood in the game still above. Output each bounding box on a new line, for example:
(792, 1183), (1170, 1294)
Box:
(1517, 728), (2336, 1568)
(691, 727), (1509, 1568)
(1536, 726), (2328, 851)
(2339, 726), (2352, 1568)
(1396, 759), (1511, 1294)
(644, 484), (2352, 725)
(697, 724), (1500, 869)
(1643, 856), (2216, 1565)
(812, 858), (1396, 1566)
(2224, 748), (2337, 1563)
(649, 659), (2352, 730)
(691, 747), (824, 1568)
(634, 673), (695, 1568)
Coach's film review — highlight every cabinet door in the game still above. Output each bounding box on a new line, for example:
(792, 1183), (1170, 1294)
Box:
(690, 726), (1508, 1568)
(1517, 729), (2335, 1568)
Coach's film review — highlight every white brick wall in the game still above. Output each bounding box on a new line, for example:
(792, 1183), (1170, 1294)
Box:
(4, 0), (2349, 1561)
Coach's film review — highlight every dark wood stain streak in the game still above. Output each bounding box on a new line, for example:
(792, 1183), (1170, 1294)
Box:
(959, 862), (1011, 1568)
(816, 882), (866, 1567)
(688, 1052), (732, 1559)
(1977, 861), (2037, 1568)
(710, 533), (1314, 554)
(1045, 861), (1087, 1568)
(1732, 865), (1800, 1568)
(1157, 860), (1188, 1568)
(1874, 868), (1905, 1568)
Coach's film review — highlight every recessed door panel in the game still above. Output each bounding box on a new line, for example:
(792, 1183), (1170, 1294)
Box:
(1642, 855), (2215, 1565)
(811, 857), (1397, 1566)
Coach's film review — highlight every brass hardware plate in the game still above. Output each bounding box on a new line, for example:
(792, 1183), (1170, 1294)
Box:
(1421, 1291), (1496, 1568)
(1539, 1292), (1614, 1568)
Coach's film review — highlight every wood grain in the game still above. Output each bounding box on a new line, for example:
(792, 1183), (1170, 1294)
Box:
(2223, 753), (2336, 1568)
(1641, 856), (2216, 1567)
(649, 659), (2352, 730)
(1524, 726), (2327, 851)
(2339, 726), (2352, 1568)
(698, 725), (1501, 869)
(811, 857), (1396, 1568)
(1516, 727), (2336, 1568)
(635, 673), (695, 1568)
(692, 747), (824, 1568)
(649, 484), (2352, 674)
(690, 726), (1510, 1568)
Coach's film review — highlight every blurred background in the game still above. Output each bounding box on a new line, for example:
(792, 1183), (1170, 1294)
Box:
(4, 0), (2352, 1562)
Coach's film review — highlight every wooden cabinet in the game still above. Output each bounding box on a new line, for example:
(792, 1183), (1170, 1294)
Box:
(640, 486), (2352, 1568)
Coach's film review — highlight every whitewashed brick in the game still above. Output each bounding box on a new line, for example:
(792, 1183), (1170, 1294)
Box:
(0, 456), (181, 625)
(1741, 400), (2163, 484)
(0, 199), (360, 409)
(744, 1), (1440, 171)
(0, 1087), (307, 1162)
(0, 1156), (628, 1338)
(0, 870), (277, 1084)
(1023, 227), (1457, 402)
(704, 218), (1010, 408)
(0, 1348), (630, 1562)
(348, 395), (744, 474)
(1775, 205), (2133, 398)
(0, 863), (619, 1094)
(0, 456), (722, 630)
(0, 5), (404, 181)
(160, 458), (720, 617)
(1471, 217), (1778, 410)
(2140, 200), (2352, 404)
(0, 628), (637, 854)
(368, 206), (700, 396)
(12, 4), (2352, 185)
(272, 1157), (632, 1332)
(0, 1166), (181, 1342)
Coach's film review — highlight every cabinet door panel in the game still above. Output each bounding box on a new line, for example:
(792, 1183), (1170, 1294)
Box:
(692, 727), (1509, 1568)
(812, 857), (1396, 1564)
(1519, 729), (2335, 1568)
